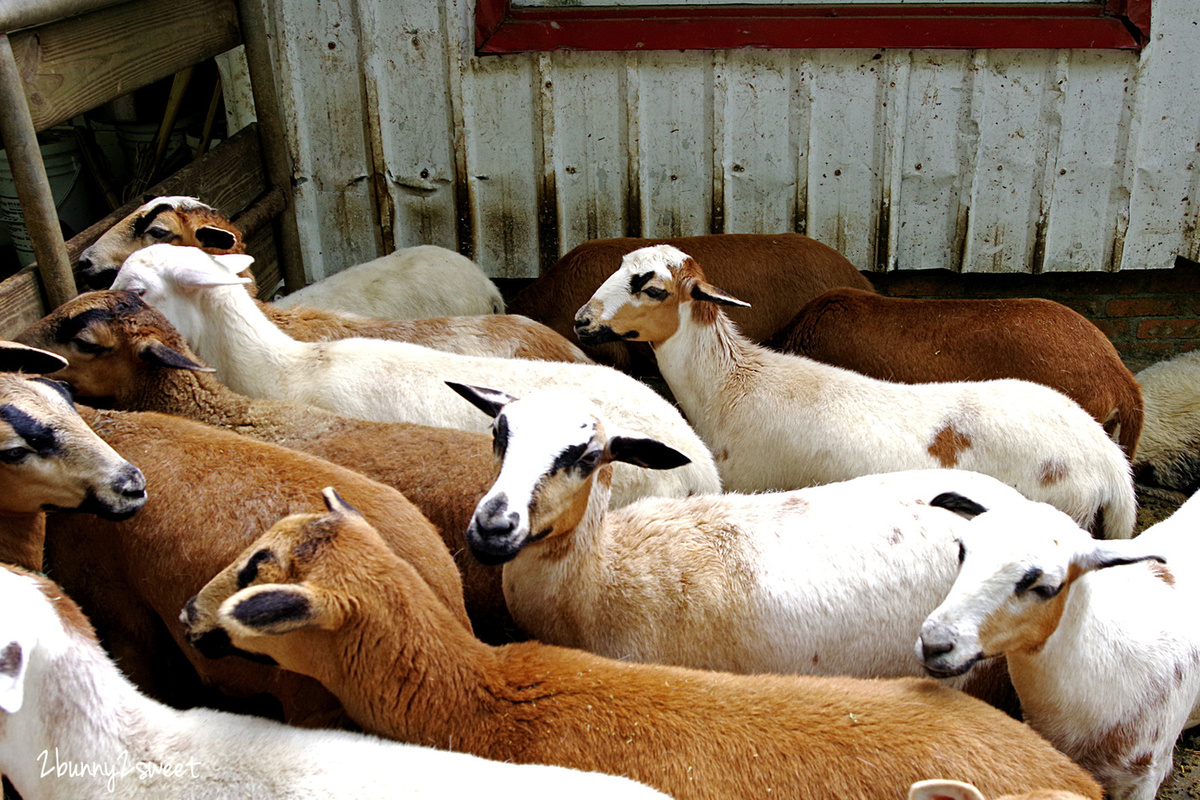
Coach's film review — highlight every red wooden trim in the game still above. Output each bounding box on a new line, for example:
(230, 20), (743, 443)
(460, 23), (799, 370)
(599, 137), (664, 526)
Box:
(476, 0), (1150, 52)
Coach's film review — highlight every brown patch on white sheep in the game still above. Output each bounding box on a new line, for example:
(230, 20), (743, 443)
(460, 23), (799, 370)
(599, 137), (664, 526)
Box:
(978, 564), (1080, 657)
(1147, 561), (1176, 587)
(928, 425), (972, 468)
(1039, 461), (1068, 487)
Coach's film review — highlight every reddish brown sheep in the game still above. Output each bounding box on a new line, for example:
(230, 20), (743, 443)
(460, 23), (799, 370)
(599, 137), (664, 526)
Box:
(766, 288), (1143, 457)
(507, 233), (872, 372)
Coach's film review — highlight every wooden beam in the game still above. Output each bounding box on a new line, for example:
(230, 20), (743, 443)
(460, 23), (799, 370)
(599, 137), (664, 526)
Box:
(11, 0), (240, 133)
(0, 34), (75, 308)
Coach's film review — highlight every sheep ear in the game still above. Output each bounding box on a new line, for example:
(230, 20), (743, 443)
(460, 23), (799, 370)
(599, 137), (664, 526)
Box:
(907, 779), (985, 800)
(0, 640), (30, 714)
(607, 435), (692, 471)
(220, 584), (335, 636)
(689, 281), (751, 308)
(210, 254), (256, 276)
(195, 226), (239, 251)
(445, 382), (517, 419)
(930, 492), (989, 520)
(170, 264), (253, 289)
(0, 342), (67, 374)
(321, 487), (362, 518)
(1071, 539), (1167, 577)
(137, 340), (214, 373)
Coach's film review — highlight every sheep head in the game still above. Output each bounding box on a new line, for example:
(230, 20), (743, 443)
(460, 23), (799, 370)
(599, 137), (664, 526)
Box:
(916, 492), (1166, 678)
(77, 196), (245, 290)
(16, 291), (212, 407)
(573, 244), (749, 347)
(449, 383), (690, 566)
(181, 488), (407, 677)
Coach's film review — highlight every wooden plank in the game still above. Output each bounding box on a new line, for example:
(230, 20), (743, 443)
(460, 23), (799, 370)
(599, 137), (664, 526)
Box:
(1121, 0), (1200, 269)
(717, 50), (795, 235)
(892, 51), (975, 273)
(11, 0), (240, 132)
(633, 50), (712, 237)
(545, 50), (630, 252)
(461, 53), (541, 278)
(804, 50), (887, 270)
(358, 0), (458, 253)
(960, 50), (1058, 274)
(264, 0), (377, 283)
(1041, 49), (1136, 272)
(0, 266), (46, 339)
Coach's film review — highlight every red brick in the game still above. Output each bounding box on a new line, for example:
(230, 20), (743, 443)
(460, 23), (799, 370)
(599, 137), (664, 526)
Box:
(1106, 298), (1182, 317)
(1091, 319), (1130, 340)
(1137, 318), (1200, 339)
(1116, 340), (1175, 358)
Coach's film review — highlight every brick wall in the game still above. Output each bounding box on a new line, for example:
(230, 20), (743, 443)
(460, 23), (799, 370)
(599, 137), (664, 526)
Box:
(869, 256), (1200, 374)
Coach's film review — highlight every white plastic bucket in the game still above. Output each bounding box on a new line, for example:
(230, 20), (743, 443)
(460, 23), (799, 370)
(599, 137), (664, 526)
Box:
(0, 133), (90, 267)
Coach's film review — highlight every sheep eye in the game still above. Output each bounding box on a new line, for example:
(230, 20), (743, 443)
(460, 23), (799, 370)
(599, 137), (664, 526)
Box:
(73, 338), (107, 355)
(0, 448), (28, 464)
(643, 287), (668, 301)
(1031, 583), (1064, 600)
(957, 541), (966, 565)
(146, 227), (174, 241)
(1014, 567), (1045, 595)
(577, 450), (601, 471)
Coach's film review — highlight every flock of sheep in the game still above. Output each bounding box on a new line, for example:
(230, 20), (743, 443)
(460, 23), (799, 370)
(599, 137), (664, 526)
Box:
(0, 193), (1198, 799)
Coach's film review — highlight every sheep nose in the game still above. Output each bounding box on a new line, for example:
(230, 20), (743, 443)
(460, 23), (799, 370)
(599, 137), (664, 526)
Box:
(473, 494), (520, 539)
(117, 465), (148, 500)
(921, 637), (955, 661)
(180, 597), (197, 626)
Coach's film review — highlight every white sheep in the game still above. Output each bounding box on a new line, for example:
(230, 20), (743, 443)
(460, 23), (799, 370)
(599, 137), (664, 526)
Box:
(110, 244), (721, 502)
(451, 382), (1038, 693)
(274, 245), (505, 319)
(0, 565), (669, 800)
(574, 244), (1137, 538)
(917, 491), (1200, 800)
(1131, 350), (1200, 494)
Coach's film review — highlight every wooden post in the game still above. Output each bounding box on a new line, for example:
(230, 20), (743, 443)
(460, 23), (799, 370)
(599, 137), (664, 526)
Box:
(0, 33), (76, 309)
(237, 0), (305, 292)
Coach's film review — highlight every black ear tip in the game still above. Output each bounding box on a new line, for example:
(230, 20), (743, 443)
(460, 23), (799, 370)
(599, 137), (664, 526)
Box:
(930, 492), (989, 518)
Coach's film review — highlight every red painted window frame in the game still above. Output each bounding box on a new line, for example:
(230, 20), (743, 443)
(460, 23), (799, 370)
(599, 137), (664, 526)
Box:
(476, 0), (1150, 53)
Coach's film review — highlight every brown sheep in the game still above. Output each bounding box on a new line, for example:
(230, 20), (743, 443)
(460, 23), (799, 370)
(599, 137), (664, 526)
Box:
(0, 368), (145, 571)
(18, 290), (516, 643)
(507, 233), (873, 372)
(78, 196), (592, 363)
(766, 288), (1143, 457)
(182, 489), (1103, 800)
(41, 406), (468, 725)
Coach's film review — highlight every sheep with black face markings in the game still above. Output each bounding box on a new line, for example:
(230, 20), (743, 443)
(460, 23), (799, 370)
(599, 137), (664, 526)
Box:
(452, 381), (1027, 706)
(917, 492), (1200, 800)
(574, 244), (1136, 538)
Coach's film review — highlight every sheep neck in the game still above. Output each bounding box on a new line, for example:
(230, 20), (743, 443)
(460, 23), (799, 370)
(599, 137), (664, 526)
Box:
(0, 513), (45, 572)
(652, 302), (758, 432)
(501, 466), (613, 646)
(187, 286), (303, 398)
(1, 630), (180, 799)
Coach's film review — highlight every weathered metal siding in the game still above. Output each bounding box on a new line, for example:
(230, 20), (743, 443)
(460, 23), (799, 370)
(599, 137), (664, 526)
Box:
(256, 0), (1200, 282)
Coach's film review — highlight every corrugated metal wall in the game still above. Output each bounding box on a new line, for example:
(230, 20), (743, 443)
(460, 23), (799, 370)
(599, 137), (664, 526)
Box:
(254, 0), (1200, 282)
